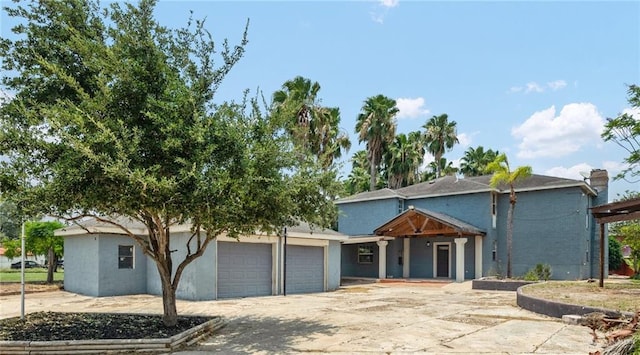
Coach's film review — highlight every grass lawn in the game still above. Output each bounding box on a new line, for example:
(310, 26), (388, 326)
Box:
(0, 269), (64, 283)
(522, 279), (640, 313)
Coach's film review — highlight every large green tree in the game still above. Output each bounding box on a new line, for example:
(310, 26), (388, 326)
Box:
(385, 131), (424, 189)
(271, 76), (350, 169)
(355, 95), (398, 191)
(602, 84), (639, 182)
(423, 114), (458, 178)
(485, 153), (532, 278)
(0, 0), (338, 326)
(460, 146), (499, 177)
(4, 221), (65, 283)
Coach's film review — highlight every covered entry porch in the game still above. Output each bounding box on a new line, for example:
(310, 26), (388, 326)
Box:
(342, 206), (485, 282)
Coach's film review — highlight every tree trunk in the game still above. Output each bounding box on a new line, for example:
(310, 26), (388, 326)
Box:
(369, 154), (377, 191)
(507, 200), (515, 279)
(158, 264), (178, 327)
(46, 248), (55, 284)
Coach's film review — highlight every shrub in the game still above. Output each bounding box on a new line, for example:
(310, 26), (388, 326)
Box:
(609, 236), (624, 271)
(523, 263), (552, 281)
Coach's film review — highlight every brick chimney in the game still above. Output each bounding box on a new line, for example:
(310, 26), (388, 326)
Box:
(589, 169), (608, 193)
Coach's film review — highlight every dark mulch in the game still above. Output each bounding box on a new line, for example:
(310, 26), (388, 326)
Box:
(0, 312), (212, 341)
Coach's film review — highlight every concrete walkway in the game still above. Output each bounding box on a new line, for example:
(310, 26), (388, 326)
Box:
(0, 281), (602, 354)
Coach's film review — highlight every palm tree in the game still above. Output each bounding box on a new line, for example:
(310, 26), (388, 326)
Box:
(272, 76), (350, 168)
(385, 132), (424, 189)
(423, 114), (458, 178)
(460, 146), (500, 177)
(485, 153), (532, 278)
(355, 95), (398, 191)
(423, 157), (458, 181)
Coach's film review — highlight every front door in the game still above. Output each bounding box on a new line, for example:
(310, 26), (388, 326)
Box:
(436, 244), (449, 277)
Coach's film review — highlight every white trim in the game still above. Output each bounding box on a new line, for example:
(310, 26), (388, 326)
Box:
(342, 236), (394, 245)
(335, 192), (406, 205)
(286, 231), (348, 241)
(217, 235), (279, 244)
(402, 238), (410, 278)
(285, 237), (329, 247)
(323, 245), (329, 291)
(432, 242), (451, 278)
(214, 240), (219, 300)
(271, 243), (278, 295)
(454, 238), (467, 282)
(376, 240), (389, 279)
(408, 188), (492, 201)
(475, 235), (483, 279)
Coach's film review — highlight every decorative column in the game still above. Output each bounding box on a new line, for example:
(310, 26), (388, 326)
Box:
(376, 240), (388, 279)
(403, 238), (410, 278)
(454, 238), (467, 282)
(475, 235), (483, 279)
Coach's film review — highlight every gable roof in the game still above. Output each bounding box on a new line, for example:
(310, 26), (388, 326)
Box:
(336, 174), (596, 204)
(55, 217), (347, 241)
(373, 207), (485, 237)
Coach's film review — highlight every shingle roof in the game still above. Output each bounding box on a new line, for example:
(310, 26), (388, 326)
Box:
(336, 173), (595, 204)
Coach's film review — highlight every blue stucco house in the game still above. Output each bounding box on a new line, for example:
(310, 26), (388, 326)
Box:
(337, 169), (609, 281)
(58, 220), (346, 301)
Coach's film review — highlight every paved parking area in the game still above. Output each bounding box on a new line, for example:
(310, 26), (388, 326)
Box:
(0, 281), (602, 354)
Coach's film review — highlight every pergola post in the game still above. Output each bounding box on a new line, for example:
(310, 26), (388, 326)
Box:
(599, 223), (605, 288)
(475, 235), (483, 279)
(402, 238), (410, 278)
(454, 238), (467, 282)
(376, 240), (388, 279)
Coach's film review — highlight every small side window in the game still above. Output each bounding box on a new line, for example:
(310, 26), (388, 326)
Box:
(118, 245), (134, 269)
(358, 245), (374, 264)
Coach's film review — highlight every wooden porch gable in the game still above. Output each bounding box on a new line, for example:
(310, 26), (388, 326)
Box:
(373, 207), (485, 238)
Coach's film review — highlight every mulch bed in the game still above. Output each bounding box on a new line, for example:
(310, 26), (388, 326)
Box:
(0, 312), (212, 341)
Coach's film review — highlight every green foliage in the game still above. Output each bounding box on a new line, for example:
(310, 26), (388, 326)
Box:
(620, 224), (640, 274)
(0, 201), (21, 239)
(422, 114), (459, 178)
(385, 131), (424, 189)
(24, 221), (65, 258)
(601, 84), (640, 182)
(0, 0), (340, 325)
(460, 146), (500, 177)
(355, 94), (398, 191)
(609, 236), (624, 271)
(523, 263), (552, 281)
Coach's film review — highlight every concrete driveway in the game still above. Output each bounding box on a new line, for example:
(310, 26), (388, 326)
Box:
(0, 281), (601, 354)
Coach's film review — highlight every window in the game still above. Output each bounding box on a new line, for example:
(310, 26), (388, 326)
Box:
(491, 192), (497, 229)
(358, 245), (374, 264)
(118, 245), (134, 269)
(492, 240), (497, 261)
(398, 199), (405, 214)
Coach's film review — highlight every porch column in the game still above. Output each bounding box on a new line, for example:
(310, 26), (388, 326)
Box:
(377, 240), (388, 279)
(454, 238), (467, 282)
(475, 235), (482, 279)
(403, 238), (410, 278)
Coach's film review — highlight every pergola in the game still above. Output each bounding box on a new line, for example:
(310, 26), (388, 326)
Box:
(372, 206), (485, 281)
(591, 197), (640, 287)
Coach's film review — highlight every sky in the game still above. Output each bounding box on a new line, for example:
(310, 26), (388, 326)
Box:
(2, 0), (639, 201)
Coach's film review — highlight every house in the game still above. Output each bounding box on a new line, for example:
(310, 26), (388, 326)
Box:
(57, 219), (346, 300)
(337, 170), (609, 281)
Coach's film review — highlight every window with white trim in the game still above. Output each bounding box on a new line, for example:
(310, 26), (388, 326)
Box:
(118, 245), (134, 269)
(491, 192), (497, 228)
(358, 245), (374, 264)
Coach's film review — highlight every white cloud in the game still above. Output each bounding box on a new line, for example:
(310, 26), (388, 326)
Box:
(512, 103), (605, 159)
(622, 107), (640, 119)
(396, 97), (430, 119)
(370, 0), (398, 24)
(380, 0), (399, 8)
(508, 79), (567, 94)
(602, 160), (627, 175)
(525, 82), (544, 93)
(457, 132), (473, 147)
(545, 163), (593, 180)
(547, 80), (567, 91)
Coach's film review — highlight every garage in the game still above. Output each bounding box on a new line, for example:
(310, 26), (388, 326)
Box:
(285, 245), (324, 294)
(217, 242), (273, 299)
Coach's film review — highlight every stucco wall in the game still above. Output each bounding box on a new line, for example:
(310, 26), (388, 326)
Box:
(338, 198), (400, 235)
(146, 232), (217, 301)
(495, 187), (597, 279)
(64, 235), (99, 296)
(341, 242), (378, 278)
(97, 235), (147, 296)
(327, 240), (341, 290)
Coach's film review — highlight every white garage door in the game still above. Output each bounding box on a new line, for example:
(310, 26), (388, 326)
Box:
(217, 242), (272, 299)
(285, 245), (324, 294)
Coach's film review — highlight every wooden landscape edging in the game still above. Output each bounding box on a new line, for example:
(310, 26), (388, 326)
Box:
(0, 317), (224, 354)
